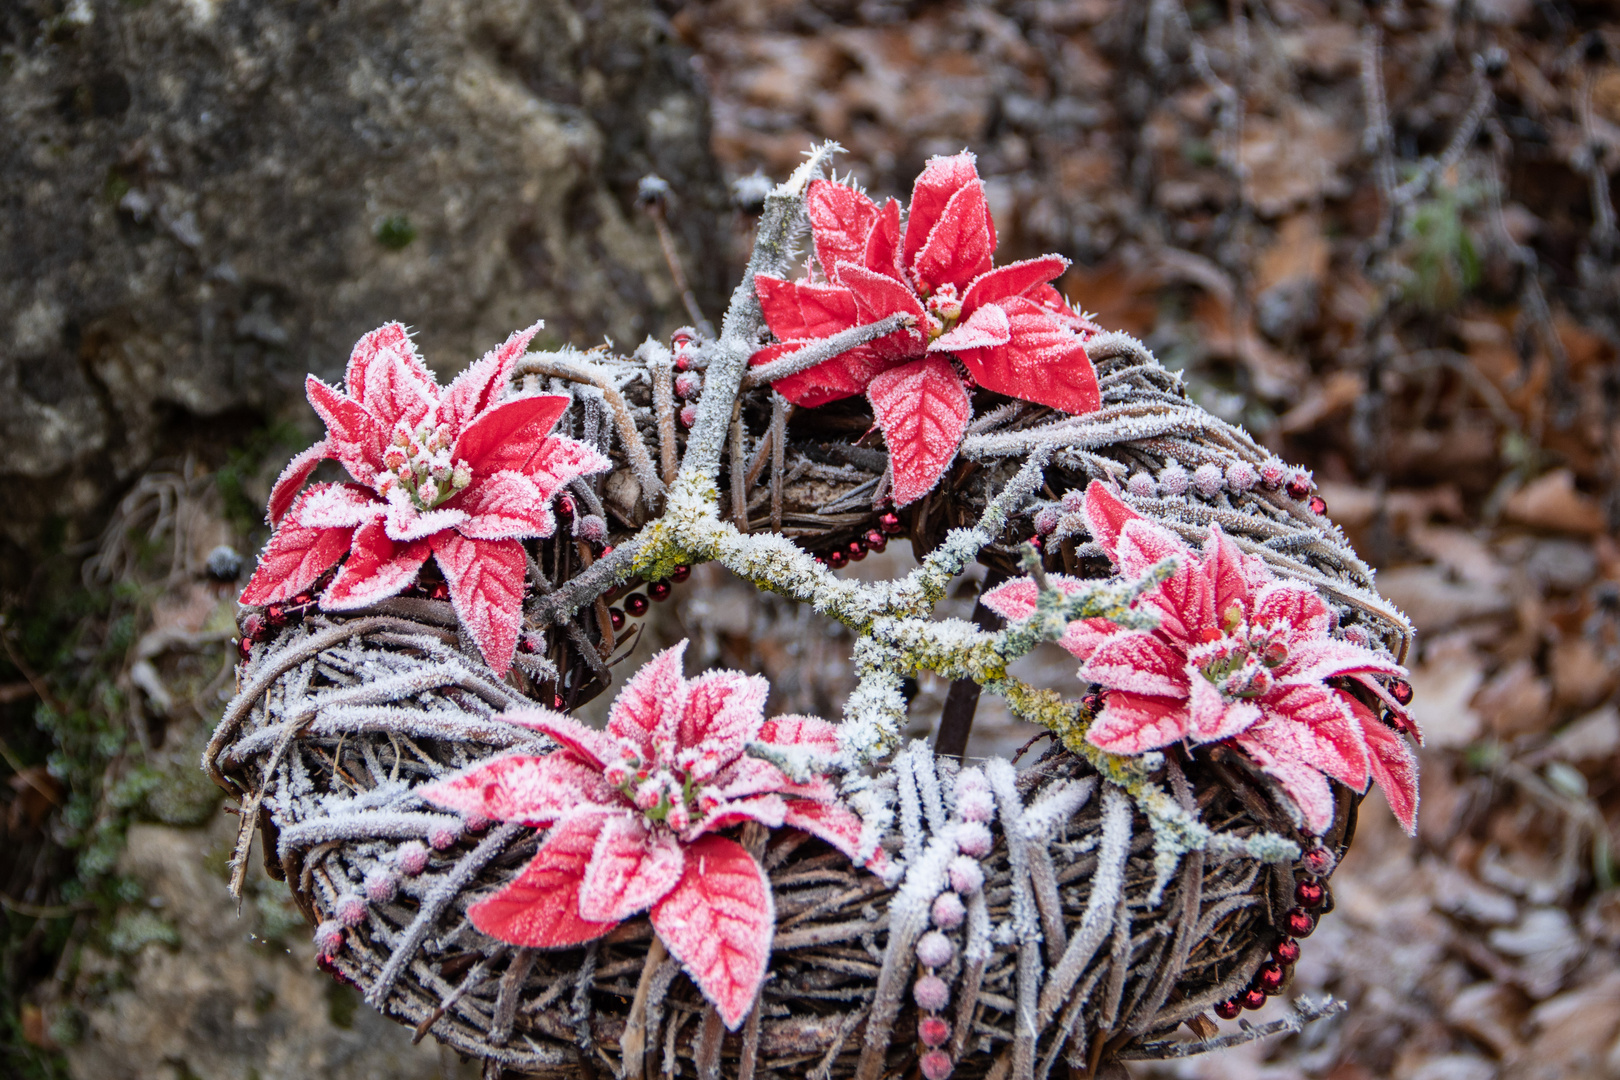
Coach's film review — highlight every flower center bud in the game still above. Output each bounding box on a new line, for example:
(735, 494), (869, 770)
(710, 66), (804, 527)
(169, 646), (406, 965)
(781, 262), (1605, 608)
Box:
(384, 419), (473, 511)
(924, 284), (963, 341)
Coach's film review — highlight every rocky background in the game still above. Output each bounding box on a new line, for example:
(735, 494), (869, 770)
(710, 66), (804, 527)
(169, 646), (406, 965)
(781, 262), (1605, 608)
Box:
(3, 1), (1619, 1079)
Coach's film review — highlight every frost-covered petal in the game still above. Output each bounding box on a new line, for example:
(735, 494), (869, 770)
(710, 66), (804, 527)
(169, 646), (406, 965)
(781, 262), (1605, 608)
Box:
(754, 276), (859, 341)
(838, 263), (928, 358)
(931, 302), (1010, 353)
(1080, 481), (1139, 563)
(1251, 581), (1332, 640)
(468, 813), (619, 948)
(506, 707), (622, 770)
(867, 356), (972, 506)
(782, 798), (882, 869)
(431, 533), (526, 676)
(1263, 684), (1370, 789)
(298, 482), (386, 529)
(439, 321), (543, 431)
(649, 835), (773, 1030)
(1080, 631), (1187, 698)
(1184, 676), (1261, 742)
(863, 197), (903, 281)
(578, 813), (685, 923)
(961, 255), (1069, 313)
(1356, 697), (1419, 835)
(689, 793), (788, 838)
(979, 576), (1122, 660)
(606, 642), (688, 757)
(239, 485), (357, 605)
(757, 714), (841, 755)
(1116, 518), (1206, 642)
(1085, 692), (1190, 754)
(952, 298), (1100, 416)
(678, 669), (769, 760)
(1231, 724), (1338, 834)
(267, 441), (328, 526)
(321, 518), (430, 610)
(383, 495), (468, 543)
(806, 179), (880, 285)
(344, 322), (439, 432)
(305, 375), (384, 486)
(453, 394), (570, 475)
(454, 470), (554, 541)
(419, 752), (615, 827)
(910, 177), (995, 293)
(1201, 524), (1253, 623)
(902, 152), (992, 278)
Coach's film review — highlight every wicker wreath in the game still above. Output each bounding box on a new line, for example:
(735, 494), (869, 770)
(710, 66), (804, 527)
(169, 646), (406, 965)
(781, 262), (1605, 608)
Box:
(207, 146), (1418, 1079)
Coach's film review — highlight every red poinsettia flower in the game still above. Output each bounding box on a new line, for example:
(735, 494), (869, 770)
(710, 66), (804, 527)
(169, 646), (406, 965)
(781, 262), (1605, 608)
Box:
(239, 321), (609, 674)
(419, 642), (877, 1028)
(750, 152), (1102, 505)
(983, 481), (1420, 835)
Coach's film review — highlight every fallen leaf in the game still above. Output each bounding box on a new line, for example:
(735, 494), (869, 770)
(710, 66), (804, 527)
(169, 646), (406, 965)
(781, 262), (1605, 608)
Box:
(1377, 566), (1512, 634)
(1278, 370), (1362, 433)
(1240, 104), (1357, 217)
(1526, 970), (1620, 1070)
(1548, 637), (1618, 712)
(1502, 470), (1607, 535)
(1444, 981), (1527, 1057)
(1534, 704), (1620, 764)
(1405, 635), (1486, 748)
(1471, 659), (1553, 740)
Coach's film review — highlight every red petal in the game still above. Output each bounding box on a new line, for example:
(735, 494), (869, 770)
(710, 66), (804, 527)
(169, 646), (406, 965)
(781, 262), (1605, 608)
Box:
(1202, 525), (1254, 622)
(522, 436), (612, 503)
(440, 321), (543, 431)
(780, 799), (872, 866)
(1081, 481), (1138, 561)
(863, 198), (903, 280)
(321, 518), (430, 609)
(757, 714), (841, 755)
(344, 322), (438, 431)
(911, 178), (995, 294)
(1117, 518), (1206, 641)
(419, 752), (615, 826)
(239, 486), (358, 605)
(678, 669), (768, 758)
(306, 375), (384, 486)
(1080, 631), (1187, 698)
(902, 152), (989, 278)
(867, 357), (972, 507)
(931, 303), (1011, 352)
(1252, 582), (1332, 638)
(1186, 678), (1262, 742)
(1359, 701), (1420, 835)
(806, 180), (879, 284)
(606, 642), (688, 757)
(649, 835), (774, 1029)
(454, 470), (553, 541)
(690, 793), (788, 837)
(507, 708), (621, 770)
(431, 533), (526, 675)
(453, 395), (569, 474)
(962, 256), (1069, 313)
(579, 814), (686, 923)
(837, 263), (927, 359)
(1085, 692), (1191, 754)
(952, 299), (1100, 415)
(267, 441), (328, 526)
(294, 483), (384, 529)
(469, 814), (619, 948)
(1234, 729), (1338, 834)
(758, 341), (894, 408)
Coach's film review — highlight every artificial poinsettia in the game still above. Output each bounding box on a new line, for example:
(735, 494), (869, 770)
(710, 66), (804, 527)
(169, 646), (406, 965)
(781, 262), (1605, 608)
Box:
(239, 321), (609, 674)
(419, 642), (877, 1028)
(750, 152), (1102, 505)
(983, 481), (1420, 835)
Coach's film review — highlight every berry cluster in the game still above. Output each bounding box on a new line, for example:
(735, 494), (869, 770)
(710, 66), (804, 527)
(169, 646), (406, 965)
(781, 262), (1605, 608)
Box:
(603, 564), (689, 630)
(816, 511), (904, 569)
(312, 831), (455, 963)
(236, 590), (324, 659)
(1213, 874), (1330, 1020)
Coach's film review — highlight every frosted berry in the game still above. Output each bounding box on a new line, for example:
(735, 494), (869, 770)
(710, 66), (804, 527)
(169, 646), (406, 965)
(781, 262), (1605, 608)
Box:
(947, 855), (984, 895)
(1127, 472), (1156, 498)
(574, 514), (608, 544)
(557, 494), (575, 517)
(931, 891), (966, 930)
(1192, 463), (1224, 498)
(1390, 679), (1414, 705)
(242, 613), (266, 642)
(314, 920), (345, 959)
(1274, 937), (1301, 965)
(1285, 908), (1317, 938)
(671, 328), (694, 350)
(878, 512), (903, 535)
(847, 539), (867, 562)
(914, 974), (950, 1012)
(1241, 987), (1268, 1010)
(237, 635), (253, 661)
(1225, 461), (1258, 492)
(1295, 880), (1325, 908)
(430, 582), (450, 601)
(397, 841), (430, 875)
(1257, 961), (1287, 995)
(827, 549), (849, 569)
(916, 931), (954, 968)
(953, 768), (989, 797)
(648, 580), (672, 602)
(624, 593), (650, 617)
(954, 821), (993, 858)
(1158, 463), (1190, 495)
(607, 607), (626, 631)
(428, 825), (459, 850)
(669, 564), (691, 583)
(1286, 472), (1312, 500)
(1214, 998), (1242, 1020)
(266, 603), (288, 627)
(918, 1016), (951, 1048)
(1342, 625), (1371, 648)
(335, 892), (369, 927)
(464, 812), (491, 833)
(956, 789), (994, 824)
(864, 530), (887, 553)
(673, 354), (691, 373)
(1060, 489), (1085, 512)
(1259, 458), (1288, 488)
(1303, 846), (1336, 875)
(920, 1050), (954, 1080)
(679, 404), (698, 427)
(364, 867), (399, 904)
(1309, 495), (1328, 515)
(1034, 507), (1060, 535)
(675, 371), (702, 398)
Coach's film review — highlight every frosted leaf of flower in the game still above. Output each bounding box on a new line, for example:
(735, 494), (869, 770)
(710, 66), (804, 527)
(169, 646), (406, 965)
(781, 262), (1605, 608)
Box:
(1259, 457), (1289, 488)
(1225, 461), (1258, 492)
(914, 974), (951, 1011)
(921, 1050), (954, 1080)
(1158, 463), (1189, 495)
(397, 840), (430, 876)
(428, 824), (459, 850)
(956, 789), (994, 824)
(954, 820), (992, 857)
(364, 867), (399, 903)
(336, 892), (369, 927)
(916, 930), (954, 968)
(932, 891), (966, 929)
(948, 855), (984, 894)
(1034, 507), (1060, 535)
(573, 513), (607, 543)
(1060, 490), (1084, 513)
(1127, 472), (1156, 498)
(314, 920), (345, 958)
(1192, 463), (1224, 498)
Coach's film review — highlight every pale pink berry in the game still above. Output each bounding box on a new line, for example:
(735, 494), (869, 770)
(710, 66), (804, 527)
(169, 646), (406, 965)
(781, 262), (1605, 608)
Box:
(1060, 489), (1084, 513)
(956, 789), (994, 824)
(920, 1050), (954, 1080)
(573, 513), (608, 543)
(918, 1016), (951, 1048)
(1192, 463), (1224, 498)
(1158, 463), (1189, 495)
(1127, 472), (1156, 498)
(932, 891), (966, 929)
(335, 892), (368, 927)
(1303, 846), (1337, 875)
(314, 920), (345, 958)
(679, 403), (698, 427)
(428, 824), (459, 850)
(1225, 461), (1258, 492)
(916, 930), (954, 968)
(397, 841), (430, 875)
(464, 812), (491, 833)
(364, 868), (399, 904)
(675, 371), (703, 398)
(953, 767), (988, 797)
(1259, 457), (1289, 488)
(948, 855), (984, 895)
(955, 821), (992, 858)
(1034, 507), (1060, 536)
(914, 974), (950, 1012)
(1342, 625), (1371, 648)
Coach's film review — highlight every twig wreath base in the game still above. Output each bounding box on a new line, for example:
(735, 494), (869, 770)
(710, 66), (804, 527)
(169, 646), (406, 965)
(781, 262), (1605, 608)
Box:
(207, 610), (1356, 1078)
